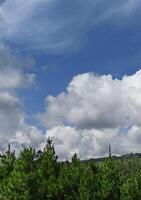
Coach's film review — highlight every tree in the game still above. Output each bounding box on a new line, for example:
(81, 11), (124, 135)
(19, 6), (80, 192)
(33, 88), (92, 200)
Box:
(98, 158), (121, 200)
(0, 147), (36, 200)
(0, 144), (15, 180)
(33, 138), (59, 200)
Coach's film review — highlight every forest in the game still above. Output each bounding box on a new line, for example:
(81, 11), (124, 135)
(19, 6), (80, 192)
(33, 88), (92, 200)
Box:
(0, 139), (141, 200)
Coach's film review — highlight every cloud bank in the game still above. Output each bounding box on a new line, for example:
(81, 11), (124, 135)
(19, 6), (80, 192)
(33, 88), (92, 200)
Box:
(1, 45), (141, 160)
(0, 1), (141, 160)
(39, 70), (141, 160)
(0, 45), (44, 152)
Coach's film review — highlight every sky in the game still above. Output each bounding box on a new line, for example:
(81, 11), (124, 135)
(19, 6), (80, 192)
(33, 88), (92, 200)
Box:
(0, 0), (141, 160)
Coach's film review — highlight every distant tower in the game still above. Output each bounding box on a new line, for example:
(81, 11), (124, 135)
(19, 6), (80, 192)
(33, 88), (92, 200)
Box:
(109, 144), (111, 157)
(8, 136), (11, 153)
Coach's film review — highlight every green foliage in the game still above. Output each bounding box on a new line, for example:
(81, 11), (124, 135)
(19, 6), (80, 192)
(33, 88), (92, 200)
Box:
(0, 147), (36, 200)
(79, 163), (99, 200)
(0, 144), (15, 180)
(58, 154), (81, 200)
(0, 141), (141, 199)
(120, 176), (141, 200)
(98, 158), (122, 199)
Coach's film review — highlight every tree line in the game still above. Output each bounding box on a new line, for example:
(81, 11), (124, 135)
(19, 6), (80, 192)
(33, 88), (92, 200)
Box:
(0, 139), (141, 199)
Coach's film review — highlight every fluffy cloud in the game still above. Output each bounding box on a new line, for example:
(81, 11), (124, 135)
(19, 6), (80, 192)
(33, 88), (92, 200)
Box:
(40, 70), (141, 129)
(43, 125), (141, 161)
(42, 126), (119, 160)
(0, 45), (43, 153)
(39, 70), (141, 160)
(0, 91), (44, 152)
(0, 0), (140, 53)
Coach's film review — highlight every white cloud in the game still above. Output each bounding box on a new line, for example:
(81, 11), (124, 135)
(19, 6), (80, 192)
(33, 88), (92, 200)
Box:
(0, 44), (35, 89)
(40, 71), (141, 129)
(12, 125), (45, 152)
(0, 45), (42, 153)
(0, 91), (44, 152)
(43, 125), (119, 160)
(43, 125), (141, 161)
(39, 70), (141, 160)
(0, 0), (140, 53)
(0, 68), (35, 90)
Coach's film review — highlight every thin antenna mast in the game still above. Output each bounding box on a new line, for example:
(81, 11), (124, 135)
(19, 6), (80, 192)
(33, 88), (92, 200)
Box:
(109, 144), (111, 157)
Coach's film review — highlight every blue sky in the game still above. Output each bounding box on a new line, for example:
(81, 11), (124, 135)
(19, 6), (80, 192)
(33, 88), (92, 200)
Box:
(0, 0), (141, 159)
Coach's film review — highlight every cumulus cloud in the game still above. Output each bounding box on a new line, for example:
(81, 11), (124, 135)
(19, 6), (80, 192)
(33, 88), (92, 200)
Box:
(40, 71), (141, 129)
(0, 0), (140, 53)
(1, 0), (141, 158)
(39, 70), (141, 160)
(0, 92), (43, 154)
(0, 91), (44, 152)
(0, 44), (42, 153)
(42, 125), (119, 160)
